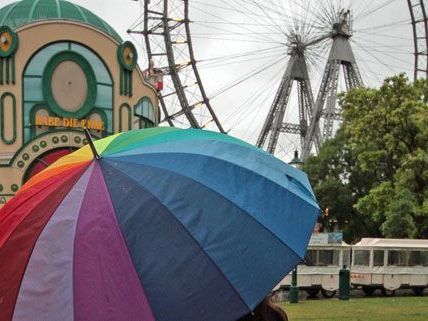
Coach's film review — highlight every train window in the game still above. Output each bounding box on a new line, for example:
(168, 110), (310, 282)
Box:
(388, 250), (408, 266)
(318, 250), (339, 266)
(408, 251), (428, 266)
(373, 250), (384, 266)
(304, 249), (317, 266)
(343, 249), (351, 267)
(424, 252), (428, 266)
(354, 250), (370, 266)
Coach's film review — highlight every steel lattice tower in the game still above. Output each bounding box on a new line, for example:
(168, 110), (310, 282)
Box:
(257, 10), (362, 159)
(302, 11), (363, 159)
(256, 36), (317, 154)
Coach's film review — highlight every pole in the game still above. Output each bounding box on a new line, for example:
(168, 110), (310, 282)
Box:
(83, 128), (101, 160)
(288, 151), (302, 304)
(339, 264), (350, 300)
(289, 266), (299, 303)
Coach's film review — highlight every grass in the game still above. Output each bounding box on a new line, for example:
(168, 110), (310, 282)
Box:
(277, 296), (428, 321)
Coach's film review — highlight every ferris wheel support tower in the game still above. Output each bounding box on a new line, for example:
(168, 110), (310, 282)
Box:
(257, 10), (362, 159)
(256, 36), (320, 154)
(302, 10), (363, 160)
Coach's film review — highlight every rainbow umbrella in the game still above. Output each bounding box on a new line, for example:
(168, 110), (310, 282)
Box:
(0, 127), (318, 321)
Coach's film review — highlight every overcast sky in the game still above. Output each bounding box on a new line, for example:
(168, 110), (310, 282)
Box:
(0, 0), (416, 160)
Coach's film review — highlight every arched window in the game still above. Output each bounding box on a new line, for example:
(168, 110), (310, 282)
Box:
(133, 97), (155, 129)
(22, 41), (113, 143)
(1, 92), (17, 145)
(119, 103), (131, 132)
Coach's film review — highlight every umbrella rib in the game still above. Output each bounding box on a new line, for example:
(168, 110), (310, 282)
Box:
(84, 128), (101, 159)
(11, 164), (96, 321)
(106, 152), (317, 219)
(101, 130), (313, 199)
(100, 160), (254, 313)
(0, 164), (90, 238)
(104, 159), (308, 270)
(106, 150), (317, 205)
(1, 166), (90, 320)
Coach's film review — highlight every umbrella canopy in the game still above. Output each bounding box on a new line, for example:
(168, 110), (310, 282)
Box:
(0, 127), (319, 321)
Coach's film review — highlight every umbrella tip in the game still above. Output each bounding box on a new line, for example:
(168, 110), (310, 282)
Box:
(83, 128), (101, 160)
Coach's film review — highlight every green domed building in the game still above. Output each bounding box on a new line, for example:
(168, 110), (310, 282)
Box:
(0, 0), (122, 41)
(0, 0), (159, 206)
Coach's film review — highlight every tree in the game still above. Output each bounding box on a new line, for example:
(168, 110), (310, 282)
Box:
(304, 75), (428, 241)
(303, 129), (379, 242)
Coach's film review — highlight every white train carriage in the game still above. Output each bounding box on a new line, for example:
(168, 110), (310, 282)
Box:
(351, 238), (428, 295)
(274, 233), (351, 298)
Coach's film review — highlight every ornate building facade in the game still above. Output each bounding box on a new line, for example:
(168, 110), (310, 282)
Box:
(0, 0), (159, 205)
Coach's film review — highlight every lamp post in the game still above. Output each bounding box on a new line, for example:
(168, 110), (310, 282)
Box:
(289, 150), (304, 169)
(288, 266), (299, 303)
(288, 150), (303, 303)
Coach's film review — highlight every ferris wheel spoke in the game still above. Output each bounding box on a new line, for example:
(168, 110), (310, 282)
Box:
(198, 45), (284, 63)
(230, 86), (281, 143)
(200, 53), (285, 70)
(192, 0), (286, 26)
(191, 3), (283, 44)
(236, 0), (287, 35)
(210, 55), (286, 98)
(353, 0), (376, 17)
(351, 41), (404, 78)
(356, 31), (412, 41)
(354, 42), (413, 54)
(288, 0), (319, 20)
(356, 0), (400, 22)
(353, 39), (415, 67)
(222, 62), (288, 129)
(193, 20), (287, 28)
(190, 27), (285, 44)
(191, 36), (285, 46)
(192, 17), (284, 39)
(355, 57), (396, 84)
(354, 20), (409, 33)
(284, 1), (324, 32)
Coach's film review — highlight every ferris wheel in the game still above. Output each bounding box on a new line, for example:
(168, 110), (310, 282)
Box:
(129, 0), (428, 160)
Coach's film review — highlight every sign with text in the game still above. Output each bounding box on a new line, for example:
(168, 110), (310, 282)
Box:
(35, 116), (104, 130)
(309, 232), (343, 245)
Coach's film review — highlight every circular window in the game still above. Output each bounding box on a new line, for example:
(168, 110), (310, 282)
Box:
(43, 51), (97, 118)
(51, 61), (88, 112)
(0, 25), (18, 58)
(117, 41), (138, 71)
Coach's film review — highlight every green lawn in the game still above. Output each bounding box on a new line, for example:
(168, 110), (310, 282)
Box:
(278, 296), (428, 321)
